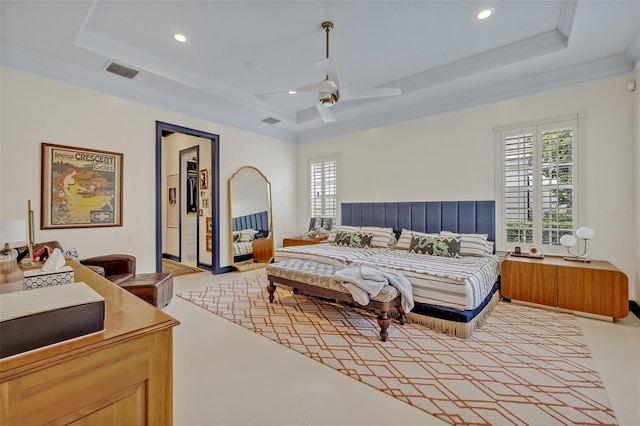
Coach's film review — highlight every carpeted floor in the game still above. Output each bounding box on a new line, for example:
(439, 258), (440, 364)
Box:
(162, 259), (206, 277)
(178, 274), (616, 425)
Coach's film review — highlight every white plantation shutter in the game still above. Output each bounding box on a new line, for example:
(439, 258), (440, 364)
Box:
(310, 157), (338, 221)
(504, 130), (535, 244)
(497, 118), (578, 252)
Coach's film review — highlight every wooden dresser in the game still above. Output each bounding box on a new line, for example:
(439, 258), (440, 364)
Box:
(501, 254), (628, 319)
(282, 237), (324, 247)
(0, 261), (180, 425)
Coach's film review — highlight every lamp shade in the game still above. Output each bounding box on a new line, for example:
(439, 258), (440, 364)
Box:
(0, 220), (26, 245)
(576, 226), (595, 240)
(560, 234), (577, 247)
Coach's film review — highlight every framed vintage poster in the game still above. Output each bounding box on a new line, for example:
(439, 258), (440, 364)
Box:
(41, 143), (123, 229)
(167, 174), (179, 229)
(205, 234), (213, 252)
(206, 216), (212, 234)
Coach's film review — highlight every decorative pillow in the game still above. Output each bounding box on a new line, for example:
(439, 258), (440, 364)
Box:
(484, 240), (494, 255)
(63, 248), (80, 262)
(327, 225), (360, 243)
(409, 234), (461, 258)
(232, 232), (242, 243)
(440, 231), (489, 257)
(359, 226), (394, 248)
(389, 233), (398, 249)
(239, 229), (257, 242)
(332, 230), (374, 248)
(395, 228), (439, 250)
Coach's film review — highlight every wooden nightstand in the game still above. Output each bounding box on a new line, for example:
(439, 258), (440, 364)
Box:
(252, 238), (273, 262)
(501, 253), (628, 320)
(282, 237), (325, 247)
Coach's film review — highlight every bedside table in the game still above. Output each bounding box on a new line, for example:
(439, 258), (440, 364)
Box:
(282, 237), (325, 247)
(252, 238), (274, 263)
(501, 253), (628, 319)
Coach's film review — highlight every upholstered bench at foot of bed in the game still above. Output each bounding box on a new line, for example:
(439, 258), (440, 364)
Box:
(265, 259), (405, 342)
(119, 272), (173, 308)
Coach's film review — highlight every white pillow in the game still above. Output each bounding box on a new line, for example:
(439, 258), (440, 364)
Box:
(484, 240), (494, 255)
(327, 225), (360, 243)
(239, 229), (257, 242)
(359, 226), (394, 248)
(440, 231), (489, 256)
(395, 228), (439, 250)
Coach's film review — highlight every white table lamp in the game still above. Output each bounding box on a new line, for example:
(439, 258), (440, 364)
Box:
(560, 226), (594, 262)
(0, 220), (27, 262)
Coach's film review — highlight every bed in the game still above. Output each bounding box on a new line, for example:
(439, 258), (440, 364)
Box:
(232, 211), (269, 262)
(273, 201), (500, 338)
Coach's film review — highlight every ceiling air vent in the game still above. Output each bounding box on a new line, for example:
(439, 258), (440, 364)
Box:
(105, 62), (139, 79)
(261, 117), (281, 125)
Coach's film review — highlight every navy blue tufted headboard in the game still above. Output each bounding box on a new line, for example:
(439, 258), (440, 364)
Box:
(232, 211), (270, 233)
(341, 201), (495, 242)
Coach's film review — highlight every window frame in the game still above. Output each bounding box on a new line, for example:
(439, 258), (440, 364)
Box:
(308, 154), (339, 225)
(495, 114), (580, 255)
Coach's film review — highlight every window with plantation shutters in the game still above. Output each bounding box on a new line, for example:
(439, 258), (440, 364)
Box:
(496, 117), (578, 252)
(309, 157), (337, 222)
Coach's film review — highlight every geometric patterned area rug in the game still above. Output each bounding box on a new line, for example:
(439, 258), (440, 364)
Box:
(177, 274), (617, 425)
(161, 258), (206, 277)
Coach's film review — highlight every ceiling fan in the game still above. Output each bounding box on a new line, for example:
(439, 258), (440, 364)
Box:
(256, 21), (401, 123)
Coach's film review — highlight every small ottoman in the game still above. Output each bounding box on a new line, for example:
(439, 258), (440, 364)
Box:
(119, 272), (173, 308)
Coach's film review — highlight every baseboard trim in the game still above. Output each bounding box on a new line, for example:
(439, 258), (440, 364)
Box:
(629, 300), (640, 319)
(218, 265), (236, 274)
(162, 253), (180, 262)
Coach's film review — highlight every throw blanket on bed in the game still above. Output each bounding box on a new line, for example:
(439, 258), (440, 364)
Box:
(333, 263), (414, 313)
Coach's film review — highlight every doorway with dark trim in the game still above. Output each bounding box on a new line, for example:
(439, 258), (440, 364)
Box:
(155, 121), (222, 274)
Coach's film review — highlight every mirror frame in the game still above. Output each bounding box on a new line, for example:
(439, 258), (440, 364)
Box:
(228, 166), (274, 271)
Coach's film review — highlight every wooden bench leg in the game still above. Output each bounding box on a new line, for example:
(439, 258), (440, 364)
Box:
(398, 305), (406, 325)
(377, 311), (391, 342)
(267, 282), (276, 303)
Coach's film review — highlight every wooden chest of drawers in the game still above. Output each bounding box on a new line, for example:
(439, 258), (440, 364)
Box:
(501, 254), (628, 319)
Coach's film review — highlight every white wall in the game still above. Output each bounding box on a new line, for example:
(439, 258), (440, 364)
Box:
(0, 67), (297, 272)
(297, 73), (639, 301)
(635, 68), (640, 303)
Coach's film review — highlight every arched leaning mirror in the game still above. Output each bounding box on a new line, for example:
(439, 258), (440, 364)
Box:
(228, 166), (274, 271)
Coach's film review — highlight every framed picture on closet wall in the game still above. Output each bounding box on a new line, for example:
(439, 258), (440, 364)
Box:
(199, 169), (209, 189)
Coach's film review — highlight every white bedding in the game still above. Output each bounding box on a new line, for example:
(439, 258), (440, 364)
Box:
(274, 244), (500, 310)
(233, 241), (253, 256)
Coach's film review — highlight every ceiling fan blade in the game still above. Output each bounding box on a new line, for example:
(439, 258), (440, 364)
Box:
(339, 87), (401, 101)
(316, 103), (336, 123)
(313, 58), (340, 90)
(295, 79), (337, 93)
(256, 80), (337, 101)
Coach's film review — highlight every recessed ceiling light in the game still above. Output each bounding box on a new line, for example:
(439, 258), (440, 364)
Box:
(174, 34), (187, 42)
(288, 90), (297, 94)
(477, 8), (495, 20)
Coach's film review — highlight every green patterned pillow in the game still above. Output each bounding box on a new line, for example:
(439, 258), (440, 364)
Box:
(333, 230), (374, 248)
(409, 234), (461, 258)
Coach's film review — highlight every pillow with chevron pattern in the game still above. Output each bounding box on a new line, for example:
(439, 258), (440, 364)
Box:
(409, 234), (461, 258)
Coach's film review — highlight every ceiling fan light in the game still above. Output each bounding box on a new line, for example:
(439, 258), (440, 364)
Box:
(319, 93), (337, 107)
(174, 33), (187, 42)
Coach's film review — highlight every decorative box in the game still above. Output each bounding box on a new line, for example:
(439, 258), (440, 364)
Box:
(0, 282), (105, 358)
(23, 265), (74, 290)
